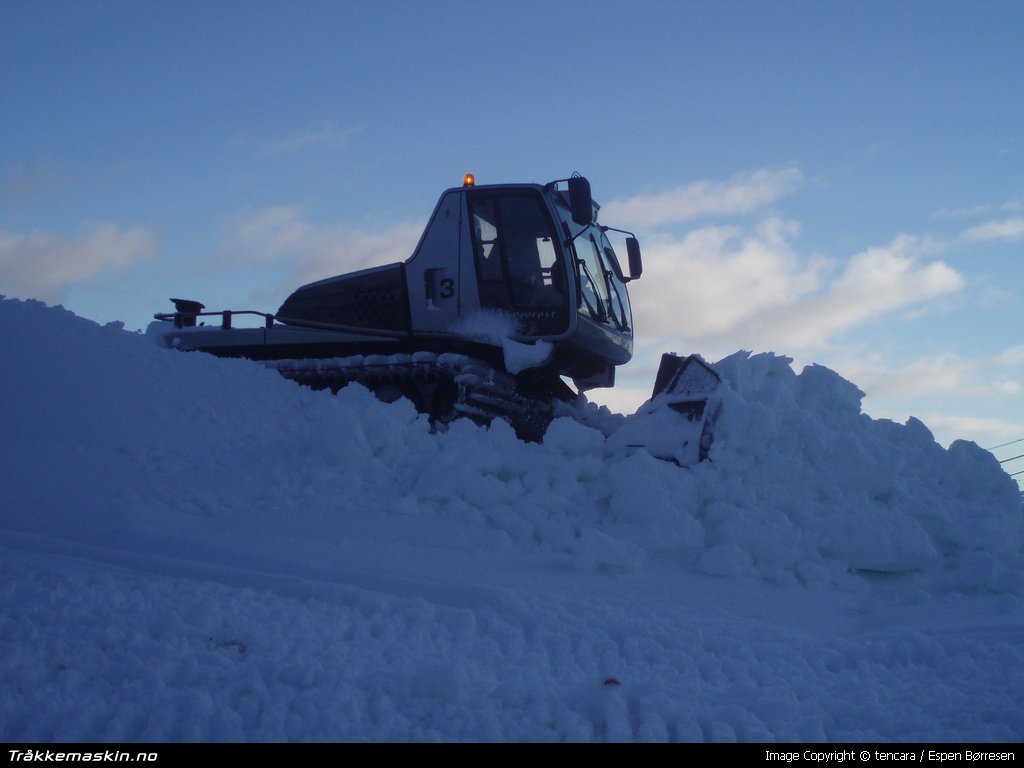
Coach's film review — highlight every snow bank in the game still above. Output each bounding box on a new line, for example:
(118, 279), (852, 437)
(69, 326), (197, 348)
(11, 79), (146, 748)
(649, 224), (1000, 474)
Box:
(0, 298), (1019, 588)
(2, 297), (1022, 742)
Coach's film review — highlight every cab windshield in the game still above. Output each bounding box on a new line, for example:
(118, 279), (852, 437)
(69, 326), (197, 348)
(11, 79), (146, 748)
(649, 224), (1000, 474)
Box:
(554, 199), (632, 333)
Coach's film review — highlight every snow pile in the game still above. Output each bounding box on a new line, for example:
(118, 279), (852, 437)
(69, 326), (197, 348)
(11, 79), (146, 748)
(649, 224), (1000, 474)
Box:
(660, 351), (1023, 581)
(1, 297), (1022, 742)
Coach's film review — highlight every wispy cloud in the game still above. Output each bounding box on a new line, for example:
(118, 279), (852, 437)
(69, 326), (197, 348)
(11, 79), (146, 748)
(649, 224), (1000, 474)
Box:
(932, 198), (1023, 222)
(0, 159), (73, 206)
(232, 205), (313, 261)
(0, 225), (156, 304)
(224, 205), (422, 287)
(962, 216), (1024, 242)
(262, 122), (362, 155)
(931, 203), (995, 220)
(601, 167), (805, 229)
(998, 345), (1024, 366)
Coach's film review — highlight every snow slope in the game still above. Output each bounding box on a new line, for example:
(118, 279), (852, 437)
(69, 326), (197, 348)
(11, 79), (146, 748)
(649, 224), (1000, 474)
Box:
(1, 297), (1022, 742)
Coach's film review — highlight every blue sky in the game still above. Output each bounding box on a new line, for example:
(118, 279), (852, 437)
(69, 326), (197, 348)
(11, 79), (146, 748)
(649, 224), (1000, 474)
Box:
(2, 0), (1022, 473)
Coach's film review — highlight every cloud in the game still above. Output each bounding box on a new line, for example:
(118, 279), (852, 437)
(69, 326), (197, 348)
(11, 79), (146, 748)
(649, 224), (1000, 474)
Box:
(601, 167), (805, 229)
(931, 203), (995, 220)
(833, 352), (1020, 400)
(917, 413), (1024, 444)
(233, 205), (313, 261)
(786, 350), (1024, 450)
(0, 224), (156, 304)
(225, 205), (423, 287)
(593, 169), (1018, 452)
(962, 216), (1024, 242)
(631, 225), (963, 353)
(633, 218), (825, 341)
(932, 197), (1024, 221)
(791, 235), (962, 339)
(262, 122), (362, 155)
(0, 159), (73, 206)
(998, 346), (1024, 366)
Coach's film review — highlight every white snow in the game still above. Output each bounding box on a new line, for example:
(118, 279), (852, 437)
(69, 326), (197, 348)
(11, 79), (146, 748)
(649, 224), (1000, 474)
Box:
(447, 308), (554, 374)
(1, 296), (1022, 742)
(501, 338), (553, 375)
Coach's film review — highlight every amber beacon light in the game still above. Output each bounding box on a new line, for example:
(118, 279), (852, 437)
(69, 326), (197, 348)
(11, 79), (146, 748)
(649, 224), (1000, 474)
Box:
(463, 173), (475, 188)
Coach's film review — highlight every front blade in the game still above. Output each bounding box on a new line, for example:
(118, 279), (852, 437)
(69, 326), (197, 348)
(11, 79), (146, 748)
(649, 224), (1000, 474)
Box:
(607, 353), (723, 466)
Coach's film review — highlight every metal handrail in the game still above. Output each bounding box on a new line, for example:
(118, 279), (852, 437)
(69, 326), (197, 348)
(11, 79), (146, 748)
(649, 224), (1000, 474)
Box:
(153, 309), (274, 330)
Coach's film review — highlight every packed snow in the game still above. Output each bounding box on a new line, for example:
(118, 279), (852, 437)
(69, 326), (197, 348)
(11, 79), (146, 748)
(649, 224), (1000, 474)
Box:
(1, 296), (1022, 742)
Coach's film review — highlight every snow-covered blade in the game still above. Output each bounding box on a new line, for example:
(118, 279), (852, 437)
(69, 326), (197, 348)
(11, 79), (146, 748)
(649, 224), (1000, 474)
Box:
(607, 353), (723, 466)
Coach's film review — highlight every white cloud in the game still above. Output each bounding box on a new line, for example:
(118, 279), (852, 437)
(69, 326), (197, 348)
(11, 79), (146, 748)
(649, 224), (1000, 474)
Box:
(962, 216), (1024, 242)
(798, 350), (1024, 450)
(226, 205), (422, 287)
(801, 235), (961, 334)
(601, 167), (805, 229)
(599, 171), (1015, 452)
(0, 224), (156, 304)
(833, 352), (1020, 400)
(631, 226), (963, 353)
(634, 218), (825, 341)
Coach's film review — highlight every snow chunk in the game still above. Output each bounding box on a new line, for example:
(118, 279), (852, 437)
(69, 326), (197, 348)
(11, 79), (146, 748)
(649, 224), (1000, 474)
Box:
(450, 309), (519, 344)
(502, 338), (553, 374)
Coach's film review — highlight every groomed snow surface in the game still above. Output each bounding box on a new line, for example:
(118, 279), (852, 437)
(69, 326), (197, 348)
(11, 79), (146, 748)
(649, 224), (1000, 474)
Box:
(1, 297), (1022, 742)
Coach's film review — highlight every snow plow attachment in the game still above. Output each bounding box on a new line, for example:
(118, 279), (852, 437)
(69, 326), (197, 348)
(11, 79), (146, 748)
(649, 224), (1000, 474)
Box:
(607, 353), (723, 466)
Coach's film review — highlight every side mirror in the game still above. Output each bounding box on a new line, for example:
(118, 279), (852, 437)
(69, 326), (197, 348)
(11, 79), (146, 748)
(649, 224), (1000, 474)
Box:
(568, 176), (593, 226)
(626, 237), (642, 281)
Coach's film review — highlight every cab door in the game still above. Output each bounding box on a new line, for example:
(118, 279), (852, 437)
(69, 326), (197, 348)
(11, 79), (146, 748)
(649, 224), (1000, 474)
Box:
(466, 189), (571, 338)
